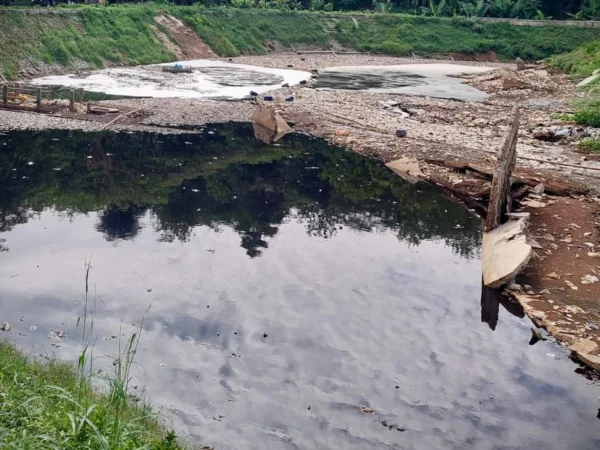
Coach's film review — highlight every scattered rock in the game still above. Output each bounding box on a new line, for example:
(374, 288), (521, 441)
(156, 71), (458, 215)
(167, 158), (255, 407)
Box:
(547, 272), (560, 279)
(531, 183), (545, 195)
(386, 157), (425, 184)
(0, 322), (11, 332)
(522, 199), (546, 208)
(589, 252), (600, 258)
(565, 280), (579, 291)
(395, 129), (408, 138)
(360, 406), (374, 413)
(530, 327), (546, 345)
(335, 129), (350, 137)
(582, 275), (599, 285)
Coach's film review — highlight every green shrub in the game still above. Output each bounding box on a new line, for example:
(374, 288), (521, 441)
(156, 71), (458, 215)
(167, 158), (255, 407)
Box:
(579, 139), (600, 153)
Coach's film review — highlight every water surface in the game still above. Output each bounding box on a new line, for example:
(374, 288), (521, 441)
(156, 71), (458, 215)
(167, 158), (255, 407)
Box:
(30, 60), (310, 99)
(0, 126), (599, 450)
(313, 63), (491, 101)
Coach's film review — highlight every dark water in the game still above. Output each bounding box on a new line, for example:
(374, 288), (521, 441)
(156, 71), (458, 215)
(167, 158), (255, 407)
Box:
(313, 66), (488, 102)
(0, 125), (599, 450)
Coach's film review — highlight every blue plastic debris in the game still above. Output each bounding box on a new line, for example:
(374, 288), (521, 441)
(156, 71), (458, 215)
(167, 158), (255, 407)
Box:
(285, 96), (294, 102)
(264, 96), (274, 101)
(395, 129), (408, 138)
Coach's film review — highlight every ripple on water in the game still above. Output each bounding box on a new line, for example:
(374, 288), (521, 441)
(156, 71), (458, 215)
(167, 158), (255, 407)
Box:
(0, 125), (598, 450)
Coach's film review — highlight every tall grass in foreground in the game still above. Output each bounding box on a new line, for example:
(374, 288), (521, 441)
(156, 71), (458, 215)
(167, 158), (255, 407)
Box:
(0, 261), (188, 450)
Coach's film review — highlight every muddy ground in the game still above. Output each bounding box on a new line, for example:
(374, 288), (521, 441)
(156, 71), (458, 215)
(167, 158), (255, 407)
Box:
(1, 52), (599, 369)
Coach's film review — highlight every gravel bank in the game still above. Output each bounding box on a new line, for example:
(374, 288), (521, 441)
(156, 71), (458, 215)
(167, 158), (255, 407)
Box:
(230, 53), (513, 72)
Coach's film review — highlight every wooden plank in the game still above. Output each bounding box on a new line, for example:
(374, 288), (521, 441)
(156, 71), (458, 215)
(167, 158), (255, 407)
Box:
(486, 103), (519, 232)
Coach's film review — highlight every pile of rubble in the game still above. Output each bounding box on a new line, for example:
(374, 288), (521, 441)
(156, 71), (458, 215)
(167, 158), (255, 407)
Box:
(464, 68), (568, 98)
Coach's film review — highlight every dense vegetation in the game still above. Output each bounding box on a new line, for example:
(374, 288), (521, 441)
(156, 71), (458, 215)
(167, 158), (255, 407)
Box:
(314, 0), (600, 19)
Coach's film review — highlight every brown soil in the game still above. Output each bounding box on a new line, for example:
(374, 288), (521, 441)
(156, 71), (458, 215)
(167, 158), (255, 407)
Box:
(511, 197), (600, 366)
(153, 15), (216, 60)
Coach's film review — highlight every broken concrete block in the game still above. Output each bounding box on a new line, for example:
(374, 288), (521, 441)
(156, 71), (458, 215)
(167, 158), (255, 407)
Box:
(385, 157), (425, 184)
(482, 218), (532, 289)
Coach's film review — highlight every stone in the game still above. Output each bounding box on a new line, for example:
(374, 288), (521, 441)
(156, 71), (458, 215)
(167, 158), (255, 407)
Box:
(569, 339), (600, 371)
(335, 129), (350, 137)
(582, 274), (599, 285)
(522, 200), (546, 208)
(395, 129), (408, 138)
(386, 157), (425, 184)
(0, 322), (10, 332)
(547, 272), (560, 279)
(508, 212), (531, 220)
(531, 183), (545, 195)
(533, 128), (555, 141)
(482, 218), (532, 289)
(589, 252), (600, 258)
(565, 280), (579, 291)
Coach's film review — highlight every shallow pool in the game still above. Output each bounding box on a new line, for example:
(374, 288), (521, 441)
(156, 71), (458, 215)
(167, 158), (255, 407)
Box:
(30, 60), (311, 99)
(313, 63), (491, 101)
(0, 126), (599, 449)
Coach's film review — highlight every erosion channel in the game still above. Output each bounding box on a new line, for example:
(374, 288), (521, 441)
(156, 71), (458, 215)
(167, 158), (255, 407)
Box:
(0, 125), (599, 449)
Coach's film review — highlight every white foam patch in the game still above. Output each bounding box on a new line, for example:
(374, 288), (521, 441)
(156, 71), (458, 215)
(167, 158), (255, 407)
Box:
(30, 60), (311, 99)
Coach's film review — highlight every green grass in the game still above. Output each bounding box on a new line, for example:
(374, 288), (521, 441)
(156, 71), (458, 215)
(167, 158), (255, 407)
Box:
(579, 139), (600, 153)
(172, 8), (330, 56)
(0, 340), (187, 449)
(550, 39), (600, 77)
(329, 15), (600, 60)
(0, 263), (190, 450)
(572, 96), (600, 127)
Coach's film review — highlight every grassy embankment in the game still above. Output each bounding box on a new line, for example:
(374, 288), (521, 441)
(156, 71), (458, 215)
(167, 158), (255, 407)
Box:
(0, 265), (188, 449)
(2, 6), (600, 80)
(0, 341), (188, 449)
(549, 40), (600, 153)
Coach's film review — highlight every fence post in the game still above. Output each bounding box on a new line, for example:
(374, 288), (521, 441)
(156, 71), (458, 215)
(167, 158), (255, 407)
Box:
(36, 88), (42, 112)
(70, 89), (75, 112)
(2, 85), (7, 107)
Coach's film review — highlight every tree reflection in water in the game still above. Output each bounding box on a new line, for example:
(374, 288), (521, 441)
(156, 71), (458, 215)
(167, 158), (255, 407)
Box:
(0, 124), (481, 258)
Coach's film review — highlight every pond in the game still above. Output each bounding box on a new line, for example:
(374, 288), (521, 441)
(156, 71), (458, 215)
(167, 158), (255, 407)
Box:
(313, 63), (491, 102)
(30, 60), (311, 99)
(0, 125), (599, 450)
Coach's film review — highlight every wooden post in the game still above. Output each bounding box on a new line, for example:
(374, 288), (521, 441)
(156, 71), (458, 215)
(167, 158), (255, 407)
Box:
(2, 85), (7, 107)
(78, 88), (85, 103)
(69, 89), (75, 112)
(485, 103), (520, 232)
(36, 88), (42, 112)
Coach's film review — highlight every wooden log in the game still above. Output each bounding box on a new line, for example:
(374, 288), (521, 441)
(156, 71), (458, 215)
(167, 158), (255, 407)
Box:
(100, 108), (142, 130)
(486, 103), (519, 232)
(36, 88), (42, 112)
(69, 90), (75, 112)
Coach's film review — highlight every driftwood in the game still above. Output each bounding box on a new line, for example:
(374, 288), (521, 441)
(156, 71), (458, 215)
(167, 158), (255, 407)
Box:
(486, 103), (519, 232)
(435, 160), (589, 197)
(100, 108), (142, 130)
